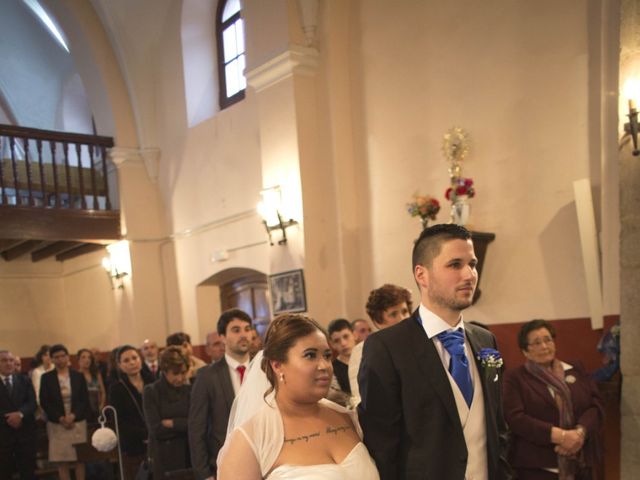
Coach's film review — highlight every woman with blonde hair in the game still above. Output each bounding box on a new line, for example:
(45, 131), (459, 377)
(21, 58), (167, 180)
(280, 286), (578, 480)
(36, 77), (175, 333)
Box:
(217, 313), (379, 480)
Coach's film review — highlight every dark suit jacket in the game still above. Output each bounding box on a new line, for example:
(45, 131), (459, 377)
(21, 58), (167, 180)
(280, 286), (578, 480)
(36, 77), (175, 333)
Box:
(0, 373), (36, 443)
(188, 357), (235, 480)
(143, 376), (192, 479)
(108, 377), (152, 456)
(358, 312), (511, 480)
(39, 369), (90, 423)
(142, 362), (161, 381)
(503, 362), (604, 472)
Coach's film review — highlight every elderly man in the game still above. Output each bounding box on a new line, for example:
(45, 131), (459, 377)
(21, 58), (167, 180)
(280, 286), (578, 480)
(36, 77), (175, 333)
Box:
(204, 332), (225, 364)
(141, 339), (161, 379)
(0, 350), (37, 480)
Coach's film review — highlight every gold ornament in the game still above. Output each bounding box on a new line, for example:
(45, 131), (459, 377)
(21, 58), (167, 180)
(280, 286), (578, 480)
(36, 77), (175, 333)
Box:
(442, 127), (470, 163)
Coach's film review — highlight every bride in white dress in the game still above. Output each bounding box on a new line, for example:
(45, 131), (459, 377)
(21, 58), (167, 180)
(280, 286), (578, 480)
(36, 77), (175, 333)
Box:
(217, 314), (380, 480)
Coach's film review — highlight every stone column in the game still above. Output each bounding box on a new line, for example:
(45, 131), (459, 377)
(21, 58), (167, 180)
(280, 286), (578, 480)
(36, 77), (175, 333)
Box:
(109, 147), (180, 344)
(244, 0), (348, 322)
(619, 0), (640, 476)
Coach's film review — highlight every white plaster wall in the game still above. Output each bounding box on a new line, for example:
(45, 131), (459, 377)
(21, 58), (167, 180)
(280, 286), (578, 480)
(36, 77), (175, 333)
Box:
(349, 0), (607, 324)
(153, 1), (267, 338)
(0, 251), (117, 356)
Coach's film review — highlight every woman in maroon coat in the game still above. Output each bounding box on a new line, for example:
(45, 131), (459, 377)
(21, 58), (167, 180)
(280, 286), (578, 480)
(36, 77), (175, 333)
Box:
(504, 319), (604, 480)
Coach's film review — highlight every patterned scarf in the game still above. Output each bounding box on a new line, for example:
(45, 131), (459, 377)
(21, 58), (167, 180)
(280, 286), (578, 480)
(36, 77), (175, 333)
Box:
(524, 359), (579, 480)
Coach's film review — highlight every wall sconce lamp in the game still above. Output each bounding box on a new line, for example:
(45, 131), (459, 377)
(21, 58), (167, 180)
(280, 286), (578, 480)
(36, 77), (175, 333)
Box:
(101, 241), (132, 289)
(624, 78), (640, 156)
(257, 186), (298, 245)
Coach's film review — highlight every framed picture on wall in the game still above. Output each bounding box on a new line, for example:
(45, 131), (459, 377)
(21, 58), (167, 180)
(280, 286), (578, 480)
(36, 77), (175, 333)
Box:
(269, 269), (307, 314)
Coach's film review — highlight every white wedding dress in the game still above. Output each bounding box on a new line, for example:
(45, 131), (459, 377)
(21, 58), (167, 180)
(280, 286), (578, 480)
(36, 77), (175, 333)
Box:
(218, 351), (380, 480)
(265, 442), (377, 480)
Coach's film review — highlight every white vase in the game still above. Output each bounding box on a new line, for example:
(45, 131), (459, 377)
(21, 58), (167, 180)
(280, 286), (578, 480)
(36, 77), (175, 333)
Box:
(450, 200), (470, 225)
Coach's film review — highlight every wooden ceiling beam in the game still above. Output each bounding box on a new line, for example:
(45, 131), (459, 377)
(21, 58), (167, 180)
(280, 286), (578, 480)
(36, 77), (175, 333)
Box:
(1, 240), (43, 261)
(31, 241), (82, 262)
(0, 239), (23, 252)
(55, 243), (106, 262)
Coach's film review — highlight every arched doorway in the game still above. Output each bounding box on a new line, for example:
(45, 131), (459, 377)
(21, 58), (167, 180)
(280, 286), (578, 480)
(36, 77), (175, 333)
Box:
(202, 267), (271, 336)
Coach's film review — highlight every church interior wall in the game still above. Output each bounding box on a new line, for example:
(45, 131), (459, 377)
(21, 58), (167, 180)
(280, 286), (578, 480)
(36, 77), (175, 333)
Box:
(348, 0), (618, 325)
(0, 0), (622, 355)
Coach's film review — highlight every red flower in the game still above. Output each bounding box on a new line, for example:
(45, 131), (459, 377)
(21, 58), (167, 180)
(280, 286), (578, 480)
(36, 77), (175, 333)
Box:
(464, 178), (473, 187)
(456, 185), (467, 195)
(445, 188), (452, 200)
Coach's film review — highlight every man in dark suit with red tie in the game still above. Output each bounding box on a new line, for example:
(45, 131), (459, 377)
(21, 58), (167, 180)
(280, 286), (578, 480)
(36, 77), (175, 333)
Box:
(188, 309), (253, 480)
(0, 350), (37, 480)
(358, 224), (512, 480)
(141, 339), (161, 380)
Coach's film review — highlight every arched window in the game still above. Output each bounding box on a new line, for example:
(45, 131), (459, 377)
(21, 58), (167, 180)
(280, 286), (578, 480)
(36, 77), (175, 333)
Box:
(216, 0), (246, 109)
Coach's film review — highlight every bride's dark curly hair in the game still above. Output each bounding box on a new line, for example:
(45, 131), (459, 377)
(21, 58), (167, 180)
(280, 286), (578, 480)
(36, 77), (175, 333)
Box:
(261, 313), (328, 398)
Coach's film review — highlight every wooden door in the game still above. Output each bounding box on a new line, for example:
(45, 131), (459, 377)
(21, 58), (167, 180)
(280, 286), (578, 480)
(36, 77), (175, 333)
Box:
(219, 272), (270, 335)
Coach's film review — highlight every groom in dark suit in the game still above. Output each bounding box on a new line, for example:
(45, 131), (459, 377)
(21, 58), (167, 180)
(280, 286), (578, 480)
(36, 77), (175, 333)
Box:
(0, 350), (37, 480)
(358, 224), (511, 480)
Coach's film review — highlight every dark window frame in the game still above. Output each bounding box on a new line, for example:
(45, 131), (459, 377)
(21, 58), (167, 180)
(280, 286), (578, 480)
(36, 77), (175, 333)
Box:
(216, 0), (245, 110)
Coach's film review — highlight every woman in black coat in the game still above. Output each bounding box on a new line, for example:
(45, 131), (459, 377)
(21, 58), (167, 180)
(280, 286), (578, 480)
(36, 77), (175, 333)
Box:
(39, 344), (91, 480)
(108, 345), (154, 480)
(143, 346), (192, 479)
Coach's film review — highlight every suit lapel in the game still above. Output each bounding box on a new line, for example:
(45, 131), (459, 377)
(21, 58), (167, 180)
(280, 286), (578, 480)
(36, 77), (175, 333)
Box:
(407, 314), (462, 429)
(465, 327), (484, 383)
(217, 359), (235, 409)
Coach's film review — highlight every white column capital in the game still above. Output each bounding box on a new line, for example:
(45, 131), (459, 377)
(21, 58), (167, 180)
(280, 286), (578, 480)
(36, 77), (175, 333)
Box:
(246, 45), (319, 93)
(109, 147), (160, 183)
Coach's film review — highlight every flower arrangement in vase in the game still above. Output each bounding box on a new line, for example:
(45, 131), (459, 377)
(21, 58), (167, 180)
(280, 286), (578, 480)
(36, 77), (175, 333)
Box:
(445, 177), (475, 203)
(407, 194), (441, 229)
(442, 127), (475, 225)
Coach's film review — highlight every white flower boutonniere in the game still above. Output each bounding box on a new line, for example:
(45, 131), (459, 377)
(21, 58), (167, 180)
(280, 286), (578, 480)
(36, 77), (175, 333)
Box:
(477, 348), (503, 382)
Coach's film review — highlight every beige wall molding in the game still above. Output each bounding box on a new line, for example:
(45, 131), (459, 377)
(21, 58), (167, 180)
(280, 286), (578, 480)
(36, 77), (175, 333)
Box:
(246, 45), (319, 93)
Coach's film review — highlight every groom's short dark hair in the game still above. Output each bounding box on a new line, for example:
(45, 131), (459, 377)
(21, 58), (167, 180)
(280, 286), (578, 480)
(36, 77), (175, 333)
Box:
(412, 224), (472, 270)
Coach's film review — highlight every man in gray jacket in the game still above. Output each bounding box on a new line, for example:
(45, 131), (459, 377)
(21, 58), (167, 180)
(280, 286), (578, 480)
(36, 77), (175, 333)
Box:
(188, 309), (253, 480)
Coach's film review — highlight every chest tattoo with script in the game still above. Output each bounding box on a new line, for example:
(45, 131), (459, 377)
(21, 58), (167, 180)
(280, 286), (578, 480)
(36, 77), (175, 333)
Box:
(284, 424), (354, 445)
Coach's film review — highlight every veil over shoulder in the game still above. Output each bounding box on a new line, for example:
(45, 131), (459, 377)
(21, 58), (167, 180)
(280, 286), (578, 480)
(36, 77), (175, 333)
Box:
(217, 350), (274, 470)
(226, 350), (273, 433)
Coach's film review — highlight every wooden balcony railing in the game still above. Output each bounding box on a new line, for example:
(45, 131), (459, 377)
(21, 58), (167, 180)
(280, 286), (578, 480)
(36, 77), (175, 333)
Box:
(0, 124), (116, 211)
(0, 125), (121, 251)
